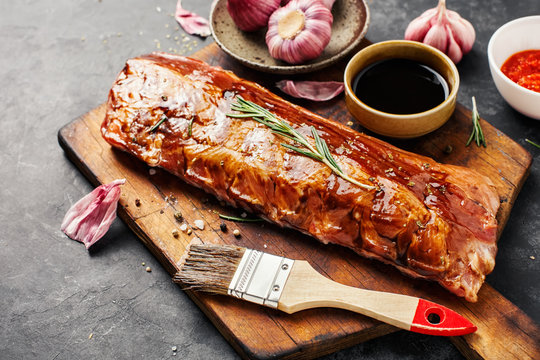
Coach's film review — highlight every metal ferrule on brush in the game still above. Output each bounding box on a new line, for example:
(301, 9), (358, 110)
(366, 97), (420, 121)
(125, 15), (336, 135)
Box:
(227, 249), (294, 308)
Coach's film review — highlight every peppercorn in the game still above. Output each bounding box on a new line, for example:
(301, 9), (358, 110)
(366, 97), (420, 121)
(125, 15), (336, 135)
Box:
(220, 222), (227, 232)
(444, 145), (453, 154)
(174, 211), (183, 221)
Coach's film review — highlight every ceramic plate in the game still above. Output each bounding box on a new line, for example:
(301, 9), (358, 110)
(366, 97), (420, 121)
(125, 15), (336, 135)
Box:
(209, 0), (370, 74)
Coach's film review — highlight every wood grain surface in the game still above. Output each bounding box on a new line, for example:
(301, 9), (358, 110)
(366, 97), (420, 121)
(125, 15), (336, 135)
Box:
(58, 43), (539, 360)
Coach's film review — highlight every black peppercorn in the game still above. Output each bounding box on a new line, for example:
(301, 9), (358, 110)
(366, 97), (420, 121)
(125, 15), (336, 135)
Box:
(219, 222), (227, 232)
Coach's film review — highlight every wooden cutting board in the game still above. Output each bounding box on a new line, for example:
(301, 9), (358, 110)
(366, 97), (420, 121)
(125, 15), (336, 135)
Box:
(58, 42), (539, 359)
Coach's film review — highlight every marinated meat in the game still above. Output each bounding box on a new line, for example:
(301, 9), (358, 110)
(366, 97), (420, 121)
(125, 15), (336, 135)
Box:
(101, 53), (499, 302)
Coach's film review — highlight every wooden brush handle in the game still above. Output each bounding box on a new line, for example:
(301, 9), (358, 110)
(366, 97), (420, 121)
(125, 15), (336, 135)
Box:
(278, 261), (475, 336)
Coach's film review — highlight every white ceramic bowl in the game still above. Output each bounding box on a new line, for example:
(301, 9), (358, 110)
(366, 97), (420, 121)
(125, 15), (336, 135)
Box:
(487, 16), (540, 120)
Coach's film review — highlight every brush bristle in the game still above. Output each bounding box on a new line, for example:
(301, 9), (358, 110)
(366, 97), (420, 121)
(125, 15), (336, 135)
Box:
(173, 243), (246, 295)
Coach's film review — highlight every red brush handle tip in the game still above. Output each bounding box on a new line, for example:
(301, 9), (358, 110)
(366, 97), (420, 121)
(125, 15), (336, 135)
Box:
(410, 299), (477, 336)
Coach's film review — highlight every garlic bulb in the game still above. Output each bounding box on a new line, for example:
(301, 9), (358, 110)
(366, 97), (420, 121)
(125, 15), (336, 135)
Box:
(266, 0), (333, 64)
(404, 0), (475, 63)
(281, 0), (336, 10)
(227, 0), (281, 32)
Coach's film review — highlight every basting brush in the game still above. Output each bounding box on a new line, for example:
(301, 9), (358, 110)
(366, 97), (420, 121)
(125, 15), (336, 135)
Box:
(174, 243), (476, 336)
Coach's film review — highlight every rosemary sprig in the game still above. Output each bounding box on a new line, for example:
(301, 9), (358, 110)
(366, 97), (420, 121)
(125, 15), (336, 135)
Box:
(466, 96), (486, 147)
(227, 96), (375, 191)
(149, 115), (168, 132)
(218, 213), (263, 222)
(525, 139), (540, 149)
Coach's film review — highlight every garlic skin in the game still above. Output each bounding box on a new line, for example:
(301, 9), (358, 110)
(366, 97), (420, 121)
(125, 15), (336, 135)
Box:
(404, 0), (475, 63)
(227, 0), (281, 32)
(276, 80), (344, 101)
(266, 0), (333, 64)
(175, 0), (211, 37)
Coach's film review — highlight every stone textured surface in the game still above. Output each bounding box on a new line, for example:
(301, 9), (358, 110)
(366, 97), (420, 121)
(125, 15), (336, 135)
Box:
(0, 0), (538, 359)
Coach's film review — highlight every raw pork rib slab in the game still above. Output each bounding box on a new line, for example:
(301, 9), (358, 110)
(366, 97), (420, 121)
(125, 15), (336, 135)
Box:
(101, 53), (499, 302)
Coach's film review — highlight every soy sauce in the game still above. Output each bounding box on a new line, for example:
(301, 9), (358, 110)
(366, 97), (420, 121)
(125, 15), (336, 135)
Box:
(352, 58), (449, 115)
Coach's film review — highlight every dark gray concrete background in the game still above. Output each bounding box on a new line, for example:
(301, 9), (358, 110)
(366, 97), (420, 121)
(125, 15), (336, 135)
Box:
(1, 0), (539, 359)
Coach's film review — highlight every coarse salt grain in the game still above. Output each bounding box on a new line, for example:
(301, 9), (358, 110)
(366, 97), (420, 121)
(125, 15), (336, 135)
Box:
(194, 220), (204, 230)
(180, 224), (188, 232)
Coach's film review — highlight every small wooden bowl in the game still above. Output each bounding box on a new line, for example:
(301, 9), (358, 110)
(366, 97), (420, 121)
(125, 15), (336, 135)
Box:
(344, 40), (459, 139)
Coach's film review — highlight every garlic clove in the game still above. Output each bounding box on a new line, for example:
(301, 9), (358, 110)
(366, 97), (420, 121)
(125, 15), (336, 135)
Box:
(266, 0), (333, 64)
(446, 10), (475, 53)
(404, 0), (475, 63)
(404, 13), (433, 42)
(227, 0), (281, 32)
(422, 22), (448, 54)
(445, 25), (464, 64)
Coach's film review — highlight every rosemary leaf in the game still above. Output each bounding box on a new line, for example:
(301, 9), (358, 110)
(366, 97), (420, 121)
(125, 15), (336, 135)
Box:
(227, 112), (261, 118)
(273, 131), (298, 144)
(466, 128), (475, 146)
(149, 115), (168, 132)
(218, 213), (263, 222)
(227, 96), (375, 191)
(311, 127), (326, 157)
(188, 119), (193, 137)
(526, 139), (540, 149)
(320, 133), (340, 170)
(281, 143), (321, 161)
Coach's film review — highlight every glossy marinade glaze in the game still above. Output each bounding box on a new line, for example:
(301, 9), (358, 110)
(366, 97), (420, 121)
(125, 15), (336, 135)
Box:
(101, 53), (499, 302)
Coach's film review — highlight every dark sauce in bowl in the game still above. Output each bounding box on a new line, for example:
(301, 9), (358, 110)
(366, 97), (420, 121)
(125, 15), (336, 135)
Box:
(352, 58), (449, 114)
